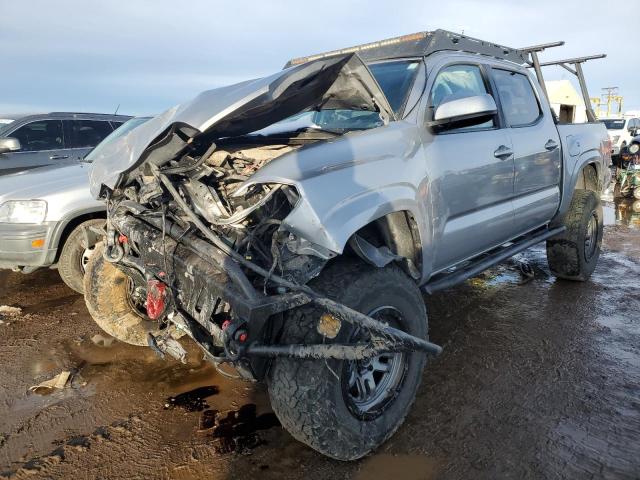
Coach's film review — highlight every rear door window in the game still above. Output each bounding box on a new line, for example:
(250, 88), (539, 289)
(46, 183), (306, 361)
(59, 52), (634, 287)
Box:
(10, 120), (64, 151)
(492, 69), (542, 127)
(66, 120), (114, 148)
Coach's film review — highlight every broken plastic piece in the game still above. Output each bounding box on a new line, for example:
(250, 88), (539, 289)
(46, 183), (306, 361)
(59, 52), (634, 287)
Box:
(0, 305), (22, 317)
(29, 371), (71, 394)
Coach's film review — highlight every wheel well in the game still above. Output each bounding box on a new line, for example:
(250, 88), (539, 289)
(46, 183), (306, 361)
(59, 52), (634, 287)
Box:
(53, 212), (106, 263)
(575, 163), (599, 192)
(345, 211), (422, 277)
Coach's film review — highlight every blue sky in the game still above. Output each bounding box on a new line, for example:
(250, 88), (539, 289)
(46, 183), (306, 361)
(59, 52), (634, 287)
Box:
(1, 0), (636, 116)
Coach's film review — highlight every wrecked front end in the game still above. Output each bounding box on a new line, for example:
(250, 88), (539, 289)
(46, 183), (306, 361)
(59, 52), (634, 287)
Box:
(88, 54), (441, 380)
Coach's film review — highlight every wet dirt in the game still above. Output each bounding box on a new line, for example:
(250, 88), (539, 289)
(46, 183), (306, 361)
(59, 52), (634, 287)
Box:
(0, 197), (638, 479)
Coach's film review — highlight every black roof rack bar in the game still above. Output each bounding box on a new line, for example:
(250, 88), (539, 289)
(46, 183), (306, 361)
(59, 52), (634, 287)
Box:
(518, 41), (565, 101)
(284, 29), (529, 68)
(536, 54), (607, 67)
(519, 41), (565, 53)
(528, 54), (607, 122)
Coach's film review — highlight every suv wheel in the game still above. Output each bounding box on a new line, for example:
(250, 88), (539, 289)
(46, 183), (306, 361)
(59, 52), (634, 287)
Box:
(57, 219), (104, 293)
(267, 260), (427, 460)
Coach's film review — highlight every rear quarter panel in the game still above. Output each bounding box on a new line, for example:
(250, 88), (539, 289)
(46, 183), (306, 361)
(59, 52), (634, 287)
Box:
(555, 123), (611, 220)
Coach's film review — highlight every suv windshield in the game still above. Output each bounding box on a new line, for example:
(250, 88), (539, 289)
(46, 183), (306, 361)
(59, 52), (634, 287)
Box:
(84, 117), (150, 162)
(252, 59), (420, 137)
(601, 119), (626, 130)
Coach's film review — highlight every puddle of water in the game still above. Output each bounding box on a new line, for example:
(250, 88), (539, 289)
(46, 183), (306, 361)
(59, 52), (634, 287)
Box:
(199, 403), (281, 454)
(164, 386), (219, 412)
(603, 199), (640, 229)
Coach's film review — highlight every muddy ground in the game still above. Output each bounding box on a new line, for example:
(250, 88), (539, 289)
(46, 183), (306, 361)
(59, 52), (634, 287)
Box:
(0, 198), (639, 480)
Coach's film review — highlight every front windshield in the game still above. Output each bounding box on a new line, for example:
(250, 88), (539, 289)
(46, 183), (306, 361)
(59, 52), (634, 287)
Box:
(251, 59), (420, 137)
(369, 60), (420, 114)
(84, 117), (150, 162)
(601, 119), (626, 130)
(0, 120), (15, 137)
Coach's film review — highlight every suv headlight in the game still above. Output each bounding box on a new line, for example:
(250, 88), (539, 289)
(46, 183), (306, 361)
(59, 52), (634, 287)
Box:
(0, 200), (47, 224)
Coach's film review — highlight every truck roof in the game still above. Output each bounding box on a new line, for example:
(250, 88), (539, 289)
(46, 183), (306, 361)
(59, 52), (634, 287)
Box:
(284, 29), (528, 68)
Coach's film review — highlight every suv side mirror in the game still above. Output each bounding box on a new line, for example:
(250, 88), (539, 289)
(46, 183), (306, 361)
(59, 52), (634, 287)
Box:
(0, 137), (21, 154)
(429, 94), (497, 130)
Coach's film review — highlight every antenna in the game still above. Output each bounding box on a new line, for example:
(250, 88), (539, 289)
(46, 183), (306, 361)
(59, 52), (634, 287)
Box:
(114, 104), (120, 115)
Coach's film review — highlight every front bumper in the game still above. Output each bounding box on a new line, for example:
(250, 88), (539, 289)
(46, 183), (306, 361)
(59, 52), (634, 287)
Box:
(0, 222), (58, 271)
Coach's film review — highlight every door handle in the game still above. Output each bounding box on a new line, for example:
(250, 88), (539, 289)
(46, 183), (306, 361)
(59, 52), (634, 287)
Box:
(545, 139), (559, 151)
(493, 145), (513, 160)
(49, 155), (69, 160)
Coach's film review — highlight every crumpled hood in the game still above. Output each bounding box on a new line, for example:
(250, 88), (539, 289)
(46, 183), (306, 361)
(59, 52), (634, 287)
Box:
(89, 53), (394, 197)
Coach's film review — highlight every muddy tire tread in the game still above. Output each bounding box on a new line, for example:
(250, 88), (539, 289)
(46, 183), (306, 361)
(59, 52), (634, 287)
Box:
(546, 190), (602, 281)
(267, 260), (426, 460)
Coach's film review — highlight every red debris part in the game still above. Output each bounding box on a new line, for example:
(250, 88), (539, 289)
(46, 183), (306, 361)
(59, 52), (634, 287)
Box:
(146, 280), (167, 320)
(118, 234), (128, 244)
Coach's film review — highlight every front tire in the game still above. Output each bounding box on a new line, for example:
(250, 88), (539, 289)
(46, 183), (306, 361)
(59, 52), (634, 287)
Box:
(58, 219), (105, 293)
(84, 243), (163, 346)
(546, 190), (603, 281)
(267, 260), (427, 460)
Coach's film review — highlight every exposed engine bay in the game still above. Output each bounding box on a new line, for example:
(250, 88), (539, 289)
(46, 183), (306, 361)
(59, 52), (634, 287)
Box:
(114, 133), (333, 288)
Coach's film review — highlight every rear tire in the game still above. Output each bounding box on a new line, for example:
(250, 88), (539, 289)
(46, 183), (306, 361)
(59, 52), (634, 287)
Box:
(84, 243), (162, 346)
(546, 190), (603, 281)
(58, 219), (105, 294)
(634, 188), (640, 200)
(267, 260), (427, 460)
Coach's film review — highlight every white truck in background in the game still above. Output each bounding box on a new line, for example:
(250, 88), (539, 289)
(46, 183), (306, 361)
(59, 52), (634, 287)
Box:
(600, 117), (640, 157)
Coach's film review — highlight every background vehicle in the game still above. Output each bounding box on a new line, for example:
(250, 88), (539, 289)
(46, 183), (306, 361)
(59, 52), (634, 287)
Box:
(0, 112), (131, 176)
(600, 117), (640, 158)
(614, 142), (640, 200)
(84, 30), (610, 460)
(0, 117), (147, 293)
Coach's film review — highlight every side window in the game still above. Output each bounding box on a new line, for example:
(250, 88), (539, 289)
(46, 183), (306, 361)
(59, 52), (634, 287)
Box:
(492, 69), (542, 127)
(66, 120), (114, 148)
(429, 64), (495, 130)
(10, 120), (63, 152)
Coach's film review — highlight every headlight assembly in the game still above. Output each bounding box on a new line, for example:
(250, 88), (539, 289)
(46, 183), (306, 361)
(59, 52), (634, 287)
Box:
(0, 200), (47, 224)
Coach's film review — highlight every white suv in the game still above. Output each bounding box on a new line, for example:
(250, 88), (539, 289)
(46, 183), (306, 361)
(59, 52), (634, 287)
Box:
(601, 117), (640, 156)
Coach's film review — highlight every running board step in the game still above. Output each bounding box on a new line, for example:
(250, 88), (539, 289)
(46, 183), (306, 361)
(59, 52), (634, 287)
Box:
(422, 226), (566, 294)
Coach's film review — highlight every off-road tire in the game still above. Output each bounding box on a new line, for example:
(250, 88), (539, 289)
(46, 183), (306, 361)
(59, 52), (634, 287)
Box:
(546, 190), (603, 281)
(634, 188), (640, 200)
(58, 219), (105, 294)
(267, 260), (427, 460)
(84, 243), (161, 346)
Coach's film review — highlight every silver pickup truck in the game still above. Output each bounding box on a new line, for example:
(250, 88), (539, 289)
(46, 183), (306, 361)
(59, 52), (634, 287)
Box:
(84, 30), (611, 460)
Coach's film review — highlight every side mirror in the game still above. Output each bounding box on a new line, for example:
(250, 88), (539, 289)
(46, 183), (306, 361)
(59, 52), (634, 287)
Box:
(0, 137), (21, 154)
(429, 94), (497, 130)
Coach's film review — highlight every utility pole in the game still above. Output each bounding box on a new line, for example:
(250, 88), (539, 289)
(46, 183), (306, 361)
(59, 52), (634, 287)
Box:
(600, 87), (624, 117)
